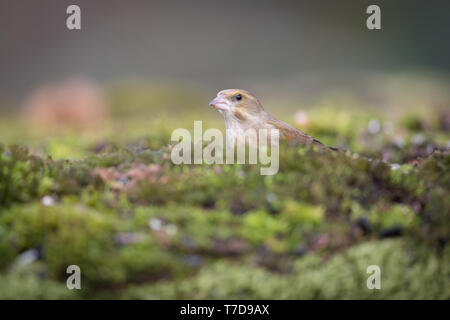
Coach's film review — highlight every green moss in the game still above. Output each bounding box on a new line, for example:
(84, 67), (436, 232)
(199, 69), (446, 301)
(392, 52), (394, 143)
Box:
(241, 210), (289, 246)
(0, 203), (120, 283)
(369, 204), (419, 230)
(0, 94), (448, 299)
(0, 263), (77, 300)
(402, 114), (424, 132)
(281, 201), (324, 226)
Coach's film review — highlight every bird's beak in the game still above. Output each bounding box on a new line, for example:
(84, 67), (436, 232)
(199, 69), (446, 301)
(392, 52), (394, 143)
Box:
(209, 96), (228, 111)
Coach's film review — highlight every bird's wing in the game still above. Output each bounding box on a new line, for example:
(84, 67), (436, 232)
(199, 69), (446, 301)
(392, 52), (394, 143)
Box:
(267, 119), (329, 149)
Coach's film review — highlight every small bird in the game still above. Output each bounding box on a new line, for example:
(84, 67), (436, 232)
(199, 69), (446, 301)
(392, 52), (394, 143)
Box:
(209, 89), (335, 150)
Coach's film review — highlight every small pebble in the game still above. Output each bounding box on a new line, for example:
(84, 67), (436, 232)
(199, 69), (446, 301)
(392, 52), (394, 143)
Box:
(393, 136), (405, 148)
(368, 119), (380, 134)
(166, 224), (178, 236)
(149, 218), (163, 231)
(186, 255), (203, 267)
(115, 232), (142, 245)
(266, 193), (277, 204)
(412, 133), (425, 145)
(16, 248), (40, 266)
(294, 111), (309, 127)
(383, 121), (394, 134)
(294, 245), (308, 257)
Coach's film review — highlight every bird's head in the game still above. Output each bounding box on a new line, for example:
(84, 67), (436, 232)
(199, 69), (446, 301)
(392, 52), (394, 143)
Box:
(209, 89), (264, 121)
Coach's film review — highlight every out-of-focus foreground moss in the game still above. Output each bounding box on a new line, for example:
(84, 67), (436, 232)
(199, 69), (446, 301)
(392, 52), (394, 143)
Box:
(0, 79), (449, 299)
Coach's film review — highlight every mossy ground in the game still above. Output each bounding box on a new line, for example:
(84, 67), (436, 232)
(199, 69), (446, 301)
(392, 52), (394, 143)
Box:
(0, 80), (449, 299)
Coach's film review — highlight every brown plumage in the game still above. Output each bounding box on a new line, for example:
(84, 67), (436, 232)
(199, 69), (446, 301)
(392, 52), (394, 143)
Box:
(209, 89), (335, 150)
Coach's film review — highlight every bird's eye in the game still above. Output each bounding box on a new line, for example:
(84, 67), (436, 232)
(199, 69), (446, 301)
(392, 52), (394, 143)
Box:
(235, 94), (242, 101)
